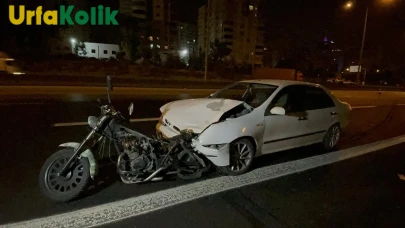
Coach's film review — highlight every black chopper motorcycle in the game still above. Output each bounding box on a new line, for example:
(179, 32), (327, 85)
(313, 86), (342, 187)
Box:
(39, 76), (210, 202)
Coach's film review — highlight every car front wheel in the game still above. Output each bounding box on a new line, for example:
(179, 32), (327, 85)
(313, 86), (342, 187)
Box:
(221, 138), (255, 176)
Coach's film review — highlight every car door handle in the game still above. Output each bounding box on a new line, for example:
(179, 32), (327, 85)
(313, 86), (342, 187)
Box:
(298, 116), (308, 121)
(330, 112), (338, 116)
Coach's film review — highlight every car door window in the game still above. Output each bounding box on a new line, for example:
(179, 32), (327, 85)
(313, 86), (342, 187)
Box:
(303, 86), (335, 110)
(266, 86), (306, 115)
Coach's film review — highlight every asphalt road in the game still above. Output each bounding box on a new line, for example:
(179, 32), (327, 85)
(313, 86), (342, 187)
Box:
(1, 95), (405, 227)
(109, 143), (405, 228)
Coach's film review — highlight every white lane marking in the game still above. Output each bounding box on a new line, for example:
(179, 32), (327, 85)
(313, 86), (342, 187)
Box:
(52, 118), (159, 127)
(4, 135), (405, 228)
(351, 106), (377, 109)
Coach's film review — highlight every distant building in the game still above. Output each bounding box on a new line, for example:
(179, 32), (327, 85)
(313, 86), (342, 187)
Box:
(151, 0), (179, 53)
(178, 23), (197, 57)
(313, 34), (344, 74)
(48, 39), (120, 60)
(119, 0), (148, 19)
(197, 5), (207, 56)
(78, 42), (120, 59)
(119, 0), (179, 60)
(197, 0), (264, 66)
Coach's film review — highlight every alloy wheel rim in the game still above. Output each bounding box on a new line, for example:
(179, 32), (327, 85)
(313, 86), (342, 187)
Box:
(328, 126), (340, 148)
(230, 142), (253, 171)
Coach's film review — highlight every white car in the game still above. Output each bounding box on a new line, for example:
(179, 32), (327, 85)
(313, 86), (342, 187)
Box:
(156, 80), (352, 175)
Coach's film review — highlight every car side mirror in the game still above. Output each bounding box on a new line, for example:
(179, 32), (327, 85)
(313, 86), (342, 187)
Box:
(270, 107), (286, 115)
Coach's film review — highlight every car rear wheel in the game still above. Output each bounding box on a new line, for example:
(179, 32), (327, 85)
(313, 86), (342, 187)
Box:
(221, 138), (255, 176)
(322, 124), (341, 151)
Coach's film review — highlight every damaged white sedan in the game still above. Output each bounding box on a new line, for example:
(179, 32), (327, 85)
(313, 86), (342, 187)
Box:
(156, 80), (351, 175)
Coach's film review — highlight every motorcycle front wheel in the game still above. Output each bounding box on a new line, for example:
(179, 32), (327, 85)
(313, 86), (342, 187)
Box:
(39, 148), (90, 202)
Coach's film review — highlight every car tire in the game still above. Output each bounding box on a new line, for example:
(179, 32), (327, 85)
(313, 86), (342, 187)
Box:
(322, 124), (341, 151)
(221, 138), (255, 176)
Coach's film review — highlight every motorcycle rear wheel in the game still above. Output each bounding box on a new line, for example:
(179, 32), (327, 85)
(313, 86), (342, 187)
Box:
(39, 148), (90, 202)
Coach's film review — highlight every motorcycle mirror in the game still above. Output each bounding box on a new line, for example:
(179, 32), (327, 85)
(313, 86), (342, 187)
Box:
(106, 75), (113, 91)
(129, 102), (134, 116)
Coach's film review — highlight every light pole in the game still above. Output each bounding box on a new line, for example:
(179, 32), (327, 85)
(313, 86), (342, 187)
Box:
(356, 7), (368, 85)
(344, 1), (396, 84)
(204, 0), (211, 82)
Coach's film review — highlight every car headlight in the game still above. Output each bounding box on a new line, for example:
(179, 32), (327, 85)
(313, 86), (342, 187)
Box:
(203, 144), (227, 150)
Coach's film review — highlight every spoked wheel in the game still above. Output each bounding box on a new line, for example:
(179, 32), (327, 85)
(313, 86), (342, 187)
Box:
(221, 138), (254, 176)
(39, 148), (90, 202)
(322, 124), (341, 151)
(177, 150), (207, 180)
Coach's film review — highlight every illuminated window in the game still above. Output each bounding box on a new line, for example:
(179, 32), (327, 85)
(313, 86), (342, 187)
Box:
(249, 5), (254, 10)
(149, 36), (153, 41)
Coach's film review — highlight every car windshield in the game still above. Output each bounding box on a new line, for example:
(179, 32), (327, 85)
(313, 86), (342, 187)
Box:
(210, 82), (278, 108)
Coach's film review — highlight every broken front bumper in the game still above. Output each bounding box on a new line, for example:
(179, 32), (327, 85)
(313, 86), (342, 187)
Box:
(156, 122), (179, 139)
(191, 139), (230, 167)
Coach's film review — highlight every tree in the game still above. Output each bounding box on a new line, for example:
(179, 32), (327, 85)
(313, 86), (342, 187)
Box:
(210, 39), (231, 63)
(152, 51), (162, 66)
(129, 35), (141, 61)
(119, 15), (143, 61)
(189, 53), (205, 70)
(74, 42), (87, 56)
(166, 54), (186, 69)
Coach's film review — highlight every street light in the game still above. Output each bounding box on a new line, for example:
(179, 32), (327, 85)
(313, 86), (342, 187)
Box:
(344, 0), (395, 84)
(345, 1), (353, 9)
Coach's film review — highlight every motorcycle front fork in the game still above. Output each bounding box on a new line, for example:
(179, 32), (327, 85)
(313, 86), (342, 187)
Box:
(58, 129), (97, 177)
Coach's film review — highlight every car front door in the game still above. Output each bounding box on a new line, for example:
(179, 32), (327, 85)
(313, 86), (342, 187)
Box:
(301, 85), (339, 143)
(261, 85), (310, 154)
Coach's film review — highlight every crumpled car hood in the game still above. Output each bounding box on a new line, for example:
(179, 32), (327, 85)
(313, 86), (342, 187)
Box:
(160, 98), (244, 133)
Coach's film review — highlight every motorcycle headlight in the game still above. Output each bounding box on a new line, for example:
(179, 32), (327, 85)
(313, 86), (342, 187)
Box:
(180, 129), (194, 139)
(88, 116), (98, 129)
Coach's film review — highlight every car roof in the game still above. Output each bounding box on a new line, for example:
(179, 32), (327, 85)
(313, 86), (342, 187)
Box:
(239, 79), (320, 87)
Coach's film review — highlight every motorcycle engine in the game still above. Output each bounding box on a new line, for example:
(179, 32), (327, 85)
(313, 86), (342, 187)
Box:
(121, 137), (154, 173)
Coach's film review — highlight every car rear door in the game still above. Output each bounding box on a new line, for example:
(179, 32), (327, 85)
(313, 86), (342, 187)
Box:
(301, 85), (339, 143)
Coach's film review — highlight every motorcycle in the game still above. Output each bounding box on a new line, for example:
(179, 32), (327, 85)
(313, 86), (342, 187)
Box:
(39, 76), (210, 202)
